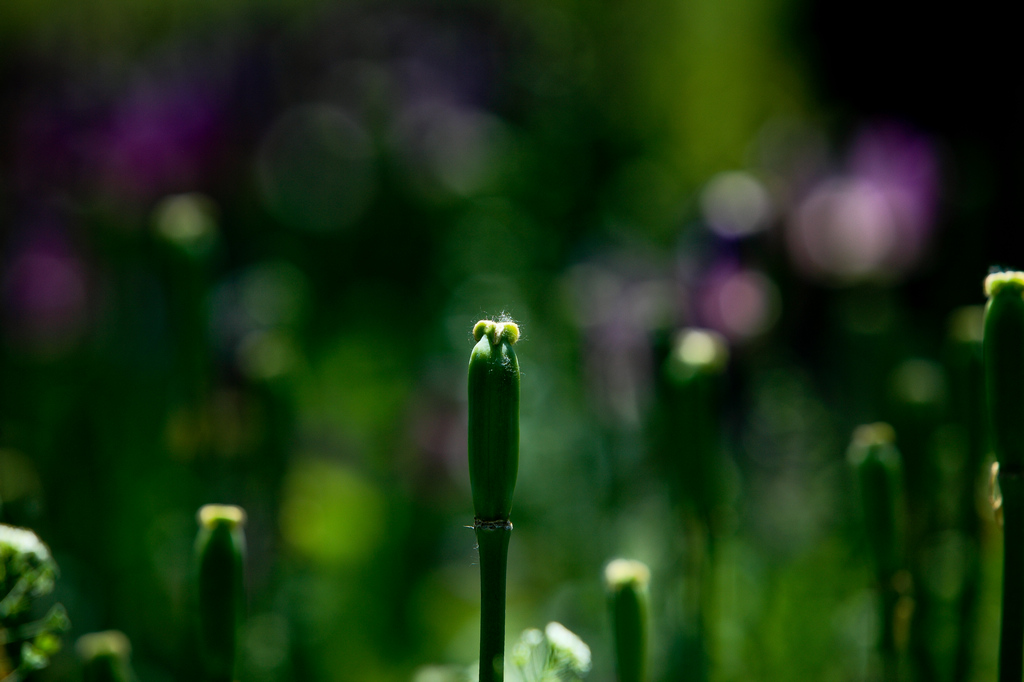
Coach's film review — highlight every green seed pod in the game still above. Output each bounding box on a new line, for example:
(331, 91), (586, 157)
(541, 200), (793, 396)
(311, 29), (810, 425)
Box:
(661, 328), (728, 523)
(848, 423), (904, 580)
(468, 320), (520, 522)
(605, 559), (650, 682)
(195, 504), (247, 682)
(77, 631), (134, 682)
(984, 272), (1024, 472)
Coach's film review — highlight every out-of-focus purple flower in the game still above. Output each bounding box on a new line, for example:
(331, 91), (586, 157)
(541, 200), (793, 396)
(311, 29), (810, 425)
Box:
(849, 124), (938, 236)
(694, 260), (780, 342)
(92, 79), (222, 201)
(392, 100), (505, 197)
(563, 257), (671, 426)
(786, 123), (939, 283)
(3, 224), (90, 354)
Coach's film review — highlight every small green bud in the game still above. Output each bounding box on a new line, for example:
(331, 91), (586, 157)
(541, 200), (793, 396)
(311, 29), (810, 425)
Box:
(195, 504), (247, 682)
(468, 320), (520, 522)
(154, 193), (219, 261)
(77, 631), (134, 682)
(665, 329), (728, 384)
(605, 559), (650, 682)
(848, 423), (904, 578)
(984, 271), (1024, 472)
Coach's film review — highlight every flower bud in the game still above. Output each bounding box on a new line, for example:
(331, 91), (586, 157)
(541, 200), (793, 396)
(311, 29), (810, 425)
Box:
(605, 559), (650, 682)
(848, 423), (904, 578)
(195, 504), (246, 682)
(468, 320), (520, 522)
(77, 631), (134, 682)
(985, 272), (1024, 472)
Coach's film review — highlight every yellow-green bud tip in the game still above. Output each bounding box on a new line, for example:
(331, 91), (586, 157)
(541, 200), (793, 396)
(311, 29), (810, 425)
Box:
(851, 422), (896, 448)
(604, 558), (651, 591)
(473, 320), (496, 342)
(76, 631), (131, 660)
(473, 319), (520, 346)
(985, 271), (1024, 297)
(676, 329), (728, 368)
(197, 504), (247, 530)
(666, 328), (728, 383)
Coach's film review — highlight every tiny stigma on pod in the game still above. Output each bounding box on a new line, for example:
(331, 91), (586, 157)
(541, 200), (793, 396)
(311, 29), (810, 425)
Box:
(473, 319), (520, 346)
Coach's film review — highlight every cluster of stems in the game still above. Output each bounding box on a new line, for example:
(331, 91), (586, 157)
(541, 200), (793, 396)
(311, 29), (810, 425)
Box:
(468, 319), (521, 682)
(195, 504), (247, 682)
(984, 271), (1024, 682)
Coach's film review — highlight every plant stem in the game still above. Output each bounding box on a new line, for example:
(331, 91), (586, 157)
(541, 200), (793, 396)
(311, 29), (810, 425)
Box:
(195, 505), (246, 682)
(1000, 471), (1024, 682)
(984, 272), (1024, 682)
(605, 559), (650, 682)
(476, 521), (511, 682)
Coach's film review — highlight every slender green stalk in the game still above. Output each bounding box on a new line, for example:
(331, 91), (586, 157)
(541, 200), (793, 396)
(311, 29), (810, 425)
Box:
(605, 559), (650, 682)
(477, 522), (512, 682)
(77, 631), (134, 682)
(848, 423), (906, 682)
(664, 329), (729, 526)
(468, 319), (521, 682)
(154, 194), (218, 408)
(1000, 472), (1024, 682)
(983, 271), (1024, 682)
(657, 329), (727, 682)
(195, 504), (247, 682)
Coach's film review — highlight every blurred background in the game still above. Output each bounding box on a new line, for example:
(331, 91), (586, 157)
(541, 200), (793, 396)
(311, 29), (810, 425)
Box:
(0, 0), (1019, 680)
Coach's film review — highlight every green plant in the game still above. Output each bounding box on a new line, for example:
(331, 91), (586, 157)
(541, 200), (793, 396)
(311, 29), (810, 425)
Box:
(468, 319), (521, 682)
(984, 271), (1024, 682)
(604, 559), (649, 682)
(654, 328), (728, 681)
(848, 423), (909, 682)
(0, 524), (69, 681)
(77, 630), (135, 682)
(195, 504), (247, 682)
